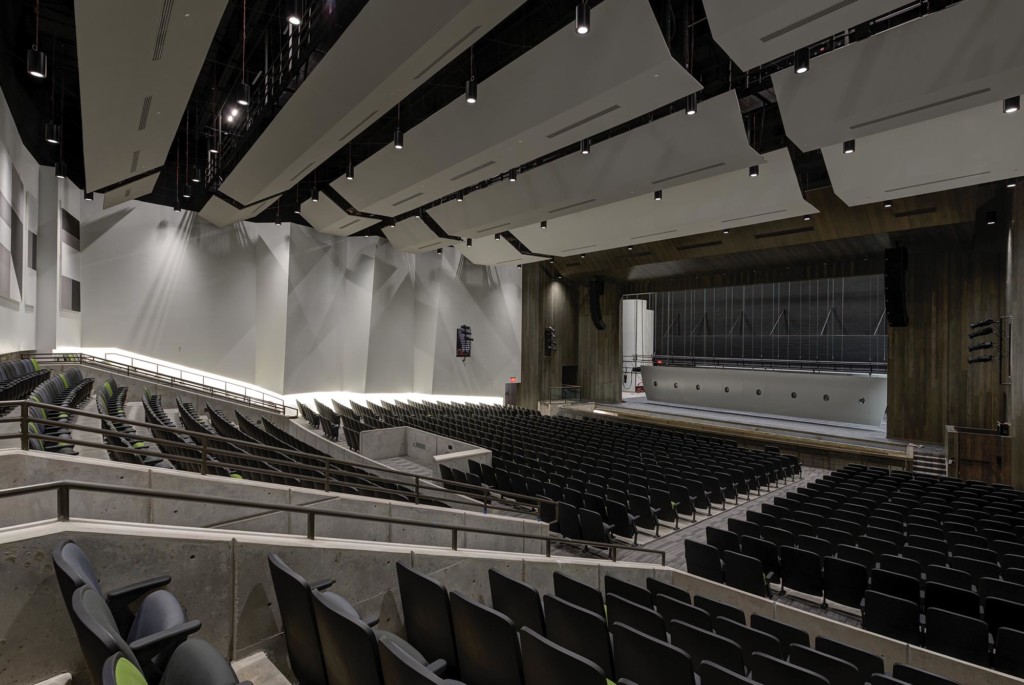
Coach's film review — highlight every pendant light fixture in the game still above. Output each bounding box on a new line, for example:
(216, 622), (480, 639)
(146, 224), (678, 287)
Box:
(394, 102), (404, 149)
(346, 147), (354, 180)
(576, 1), (590, 35)
(235, 0), (250, 107)
(465, 46), (477, 104)
(288, 1), (302, 26)
(27, 0), (47, 79)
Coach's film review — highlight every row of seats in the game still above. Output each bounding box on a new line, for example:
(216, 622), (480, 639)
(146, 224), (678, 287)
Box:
(25, 368), (94, 455)
(0, 357), (50, 414)
(52, 540), (247, 685)
(95, 378), (172, 469)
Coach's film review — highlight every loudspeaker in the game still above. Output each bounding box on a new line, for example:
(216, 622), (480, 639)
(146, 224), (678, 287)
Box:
(588, 279), (607, 331)
(884, 247), (909, 327)
(544, 326), (558, 356)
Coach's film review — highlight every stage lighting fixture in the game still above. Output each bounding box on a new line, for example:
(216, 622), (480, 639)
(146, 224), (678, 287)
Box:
(843, 140), (856, 154)
(465, 78), (477, 104)
(393, 129), (403, 149)
(749, 165), (759, 177)
(970, 318), (995, 328)
(987, 211), (997, 225)
(654, 189), (662, 201)
(509, 168), (518, 182)
(1004, 96), (1020, 114)
(968, 327), (994, 339)
(576, 2), (590, 34)
(234, 83), (250, 107)
(311, 188), (319, 203)
(541, 220), (547, 230)
(84, 192), (94, 202)
(968, 355), (994, 364)
(969, 341), (994, 352)
(55, 161), (66, 179)
(883, 200), (893, 208)
(684, 94), (697, 116)
(27, 48), (47, 79)
(45, 121), (60, 144)
(794, 48), (810, 74)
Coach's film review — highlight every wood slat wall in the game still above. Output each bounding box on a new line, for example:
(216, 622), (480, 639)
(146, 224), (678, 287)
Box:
(519, 265), (579, 409)
(1009, 185), (1024, 488)
(578, 279), (622, 404)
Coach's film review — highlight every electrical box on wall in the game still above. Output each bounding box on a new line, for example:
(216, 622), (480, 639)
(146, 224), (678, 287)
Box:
(456, 324), (473, 359)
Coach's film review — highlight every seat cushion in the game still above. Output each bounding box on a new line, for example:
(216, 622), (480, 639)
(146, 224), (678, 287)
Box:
(126, 590), (186, 642)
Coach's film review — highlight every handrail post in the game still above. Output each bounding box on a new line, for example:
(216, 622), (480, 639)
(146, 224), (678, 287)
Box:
(57, 485), (70, 521)
(200, 436), (209, 476)
(451, 529), (458, 551)
(611, 545), (617, 562)
(20, 401), (29, 451)
(307, 512), (316, 540)
(414, 477), (420, 505)
(545, 539), (551, 557)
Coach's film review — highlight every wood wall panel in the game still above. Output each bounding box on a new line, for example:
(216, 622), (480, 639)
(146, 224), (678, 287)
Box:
(578, 280), (622, 403)
(519, 264), (578, 408)
(1009, 185), (1024, 488)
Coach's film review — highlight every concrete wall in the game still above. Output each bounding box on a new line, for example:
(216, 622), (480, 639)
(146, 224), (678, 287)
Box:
(359, 426), (492, 478)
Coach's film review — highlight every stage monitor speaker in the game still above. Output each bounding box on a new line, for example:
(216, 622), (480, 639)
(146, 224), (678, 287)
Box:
(588, 279), (607, 331)
(884, 246), (909, 327)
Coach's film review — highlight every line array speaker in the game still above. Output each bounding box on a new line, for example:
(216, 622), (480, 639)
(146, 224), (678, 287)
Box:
(884, 246), (909, 327)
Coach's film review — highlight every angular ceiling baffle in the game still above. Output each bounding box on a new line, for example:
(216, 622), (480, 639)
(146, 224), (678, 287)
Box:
(298, 195), (379, 237)
(510, 149), (816, 256)
(76, 0), (230, 193)
(200, 195), (282, 227)
(429, 91), (761, 239)
(773, 0), (1024, 152)
(823, 101), (1024, 206)
(211, 0), (525, 218)
(456, 238), (548, 267)
(336, 0), (701, 216)
(702, 0), (910, 71)
(383, 218), (458, 254)
(101, 172), (161, 210)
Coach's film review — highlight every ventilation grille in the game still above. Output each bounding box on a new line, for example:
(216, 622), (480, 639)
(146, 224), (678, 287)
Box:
(290, 162), (315, 183)
(651, 162), (726, 186)
(722, 209), (787, 224)
(338, 219), (361, 230)
(761, 0), (859, 42)
(850, 89), (990, 130)
(392, 191), (424, 207)
(451, 160), (496, 182)
(138, 97), (153, 131)
(632, 229), (676, 239)
(677, 240), (722, 251)
(885, 171), (989, 193)
(755, 225), (814, 239)
(476, 222), (511, 235)
(414, 26), (480, 80)
(563, 244), (597, 252)
(549, 198), (596, 214)
(547, 105), (620, 139)
(130, 151), (140, 174)
(338, 110), (380, 142)
(153, 0), (174, 61)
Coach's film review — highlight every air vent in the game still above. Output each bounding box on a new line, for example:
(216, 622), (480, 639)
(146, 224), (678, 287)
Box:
(547, 105), (621, 139)
(338, 110), (380, 142)
(152, 0), (174, 61)
(564, 244), (597, 252)
(850, 89), (990, 129)
(549, 198), (597, 214)
(651, 162), (726, 186)
(392, 192), (424, 207)
(677, 240), (722, 251)
(338, 219), (361, 230)
(138, 96), (153, 131)
(476, 222), (511, 235)
(632, 229), (676, 239)
(130, 151), (140, 174)
(450, 160), (496, 182)
(892, 207), (937, 219)
(885, 171), (989, 193)
(761, 0), (858, 42)
(722, 209), (787, 223)
(289, 161), (315, 183)
(755, 225), (814, 239)
(413, 26), (480, 80)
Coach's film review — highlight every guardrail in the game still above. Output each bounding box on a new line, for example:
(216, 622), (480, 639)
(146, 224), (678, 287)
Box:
(625, 354), (887, 376)
(27, 353), (291, 416)
(0, 478), (664, 565)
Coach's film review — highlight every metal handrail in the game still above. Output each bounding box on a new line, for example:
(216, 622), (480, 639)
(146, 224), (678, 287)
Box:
(0, 399), (550, 516)
(627, 354), (887, 376)
(27, 353), (291, 416)
(0, 479), (666, 565)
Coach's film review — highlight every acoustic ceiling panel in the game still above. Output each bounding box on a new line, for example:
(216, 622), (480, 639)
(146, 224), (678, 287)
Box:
(703, 0), (908, 70)
(217, 0), (524, 207)
(383, 218), (458, 253)
(334, 0), (700, 216)
(457, 238), (548, 267)
(428, 91), (760, 238)
(101, 172), (160, 209)
(773, 0), (1024, 152)
(299, 196), (378, 237)
(76, 0), (229, 192)
(823, 100), (1024, 206)
(199, 194), (281, 227)
(511, 149), (816, 255)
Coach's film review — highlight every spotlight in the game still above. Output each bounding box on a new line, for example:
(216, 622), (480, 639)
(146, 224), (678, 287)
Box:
(183, 184), (192, 199)
(311, 188), (320, 203)
(456, 191), (463, 202)
(495, 233), (501, 241)
(55, 161), (67, 179)
(581, 139), (590, 155)
(509, 168), (518, 182)
(226, 114), (235, 123)
(580, 254), (585, 259)
(84, 192), (94, 202)
(749, 165), (759, 177)
(883, 200), (893, 208)
(437, 248), (443, 255)
(275, 216), (282, 226)
(27, 48), (47, 79)
(288, 2), (302, 25)
(234, 83), (250, 107)
(723, 229), (729, 234)
(803, 215), (811, 221)
(209, 142), (219, 154)
(230, 108), (239, 117)
(541, 220), (547, 230)
(44, 121), (60, 144)
(465, 78), (477, 104)
(1008, 179), (1018, 188)
(794, 48), (810, 75)
(987, 211), (997, 225)
(191, 166), (202, 183)
(1004, 96), (1020, 114)
(394, 129), (404, 149)
(466, 238), (472, 247)
(684, 94), (697, 116)
(346, 161), (354, 181)
(843, 140), (856, 154)
(517, 264), (522, 269)
(627, 246), (632, 251)
(174, 201), (182, 213)
(654, 189), (662, 201)
(576, 2), (590, 35)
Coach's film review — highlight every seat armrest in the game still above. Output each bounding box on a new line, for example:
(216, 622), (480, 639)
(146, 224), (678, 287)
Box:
(129, 619), (201, 662)
(309, 578), (335, 591)
(107, 575), (172, 610)
(363, 614), (380, 627)
(426, 659), (447, 675)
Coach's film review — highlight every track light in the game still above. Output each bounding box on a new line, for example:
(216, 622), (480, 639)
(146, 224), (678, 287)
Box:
(311, 188), (319, 203)
(191, 166), (202, 183)
(55, 161), (66, 179)
(495, 233), (501, 241)
(749, 165), (759, 177)
(987, 211), (997, 225)
(346, 161), (354, 181)
(654, 189), (662, 201)
(1004, 96), (1020, 114)
(466, 238), (472, 247)
(27, 48), (47, 79)
(509, 168), (517, 182)
(456, 191), (463, 202)
(803, 215), (811, 221)
(541, 220), (547, 230)
(183, 184), (192, 199)
(883, 200), (893, 208)
(843, 140), (856, 154)
(684, 94), (697, 116)
(84, 191), (94, 202)
(794, 48), (810, 75)
(465, 78), (477, 104)
(576, 2), (590, 35)
(581, 139), (590, 155)
(234, 83), (250, 107)
(44, 121), (60, 144)
(394, 129), (403, 149)
(1007, 179), (1017, 188)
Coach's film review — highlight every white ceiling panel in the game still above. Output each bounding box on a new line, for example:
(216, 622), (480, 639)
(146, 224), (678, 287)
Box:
(101, 172), (160, 209)
(384, 218), (459, 253)
(511, 149), (816, 255)
(457, 238), (548, 267)
(217, 0), (524, 207)
(334, 0), (700, 216)
(703, 0), (908, 71)
(824, 101), (1024, 207)
(428, 91), (760, 238)
(773, 0), (1024, 152)
(199, 194), (281, 227)
(76, 0), (229, 192)
(299, 196), (378, 237)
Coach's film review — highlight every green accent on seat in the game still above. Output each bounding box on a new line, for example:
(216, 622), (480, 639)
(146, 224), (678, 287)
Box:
(30, 359), (40, 371)
(114, 657), (147, 685)
(132, 442), (146, 449)
(60, 375), (70, 388)
(230, 473), (245, 479)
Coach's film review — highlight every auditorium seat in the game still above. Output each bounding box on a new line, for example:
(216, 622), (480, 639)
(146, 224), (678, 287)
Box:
(449, 591), (522, 685)
(379, 635), (467, 685)
(396, 562), (460, 677)
(101, 639), (245, 685)
(552, 571), (605, 617)
(543, 593), (614, 678)
(712, 615), (782, 666)
(519, 627), (606, 685)
(698, 661), (759, 685)
(789, 643), (861, 685)
(488, 569), (545, 635)
(610, 622), (695, 685)
(924, 607), (989, 665)
(749, 614), (809, 659)
(606, 593), (666, 641)
(892, 662), (961, 685)
(667, 620), (744, 675)
(815, 636), (884, 683)
(748, 651), (828, 685)
(605, 575), (652, 607)
(863, 590), (920, 644)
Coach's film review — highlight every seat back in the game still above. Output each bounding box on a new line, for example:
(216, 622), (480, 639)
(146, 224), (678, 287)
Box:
(863, 591), (921, 644)
(53, 540), (105, 610)
(450, 591), (522, 685)
(698, 661), (759, 685)
(891, 662), (961, 685)
(823, 556), (869, 610)
(489, 569), (545, 635)
(519, 627), (606, 685)
(723, 550), (768, 597)
(552, 571), (604, 616)
(655, 594), (710, 631)
(605, 575), (652, 607)
(814, 636), (884, 683)
(611, 622), (694, 685)
(542, 594), (614, 678)
(789, 643), (861, 685)
(395, 562), (459, 677)
(71, 586), (138, 685)
(379, 635), (448, 685)
(923, 581), (980, 618)
(749, 614), (809, 659)
(156, 639), (243, 685)
(267, 554), (328, 685)
(311, 590), (383, 685)
(693, 595), (745, 625)
(667, 620), (744, 675)
(606, 593), (665, 641)
(748, 651), (828, 685)
(712, 616), (781, 666)
(646, 577), (690, 606)
(684, 539), (723, 582)
(924, 607), (989, 665)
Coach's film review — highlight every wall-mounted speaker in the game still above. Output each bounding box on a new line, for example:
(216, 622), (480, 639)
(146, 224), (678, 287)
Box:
(884, 246), (909, 327)
(544, 326), (558, 356)
(588, 279), (607, 331)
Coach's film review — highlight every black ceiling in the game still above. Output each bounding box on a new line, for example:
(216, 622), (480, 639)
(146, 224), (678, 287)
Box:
(0, 0), (951, 227)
